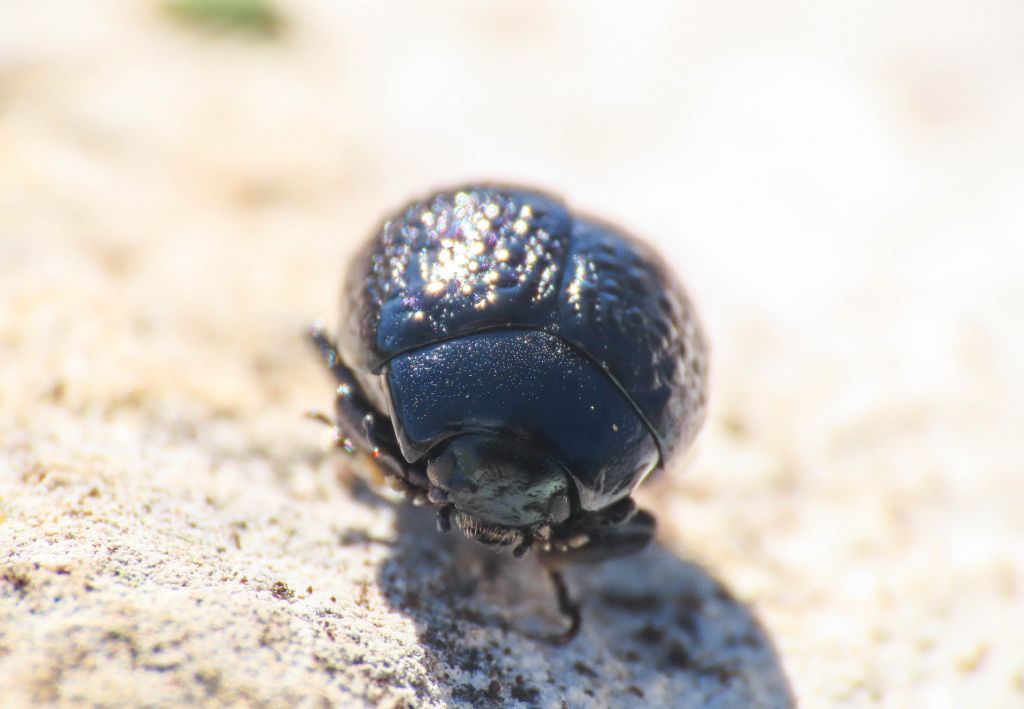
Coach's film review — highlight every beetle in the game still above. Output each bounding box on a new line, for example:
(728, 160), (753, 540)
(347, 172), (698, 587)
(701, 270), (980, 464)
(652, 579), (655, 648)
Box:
(310, 185), (707, 639)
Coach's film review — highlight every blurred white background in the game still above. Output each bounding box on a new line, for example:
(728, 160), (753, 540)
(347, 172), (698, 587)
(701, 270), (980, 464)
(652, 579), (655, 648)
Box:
(1, 1), (1022, 706)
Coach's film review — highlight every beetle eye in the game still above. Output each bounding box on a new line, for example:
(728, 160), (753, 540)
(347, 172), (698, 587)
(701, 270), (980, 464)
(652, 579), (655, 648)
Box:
(547, 493), (571, 526)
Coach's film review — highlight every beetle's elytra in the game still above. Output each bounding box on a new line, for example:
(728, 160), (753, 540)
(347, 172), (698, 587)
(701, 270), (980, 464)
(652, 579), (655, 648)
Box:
(311, 185), (708, 639)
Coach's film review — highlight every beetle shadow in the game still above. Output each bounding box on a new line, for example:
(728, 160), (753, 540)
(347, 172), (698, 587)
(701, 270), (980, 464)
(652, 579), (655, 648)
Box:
(375, 502), (796, 708)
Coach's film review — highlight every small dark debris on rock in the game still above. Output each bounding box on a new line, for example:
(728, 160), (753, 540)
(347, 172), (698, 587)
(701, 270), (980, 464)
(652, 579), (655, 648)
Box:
(667, 640), (693, 670)
(633, 623), (665, 645)
(1, 569), (31, 597)
(599, 590), (661, 611)
(573, 661), (597, 678)
(511, 675), (539, 703)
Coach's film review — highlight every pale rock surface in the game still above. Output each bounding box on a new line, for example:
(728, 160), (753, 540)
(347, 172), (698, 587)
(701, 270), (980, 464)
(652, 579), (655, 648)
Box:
(1, 1), (1022, 707)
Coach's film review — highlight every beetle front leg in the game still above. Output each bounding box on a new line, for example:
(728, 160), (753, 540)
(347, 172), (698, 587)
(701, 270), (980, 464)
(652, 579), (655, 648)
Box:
(538, 498), (656, 566)
(546, 569), (582, 643)
(527, 498), (655, 642)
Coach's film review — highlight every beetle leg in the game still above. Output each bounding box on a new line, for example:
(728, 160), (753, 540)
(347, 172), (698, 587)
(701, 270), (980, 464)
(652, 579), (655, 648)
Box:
(436, 504), (453, 533)
(309, 321), (359, 391)
(304, 409), (336, 428)
(547, 569), (581, 643)
(534, 505), (655, 642)
(539, 501), (656, 566)
(309, 322), (420, 488)
(512, 534), (533, 558)
(304, 408), (346, 450)
(356, 412), (408, 480)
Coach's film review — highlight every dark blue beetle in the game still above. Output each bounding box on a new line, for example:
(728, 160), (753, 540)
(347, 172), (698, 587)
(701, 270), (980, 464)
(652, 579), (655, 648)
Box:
(311, 185), (708, 637)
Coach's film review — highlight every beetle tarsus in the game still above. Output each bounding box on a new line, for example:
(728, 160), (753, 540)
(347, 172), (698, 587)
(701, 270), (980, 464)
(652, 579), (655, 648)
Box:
(547, 569), (581, 643)
(304, 409), (335, 427)
(436, 504), (453, 533)
(512, 535), (532, 558)
(309, 321), (341, 369)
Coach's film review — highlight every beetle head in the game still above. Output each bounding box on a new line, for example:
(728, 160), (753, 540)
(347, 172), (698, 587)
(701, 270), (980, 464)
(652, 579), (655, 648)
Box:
(426, 434), (573, 530)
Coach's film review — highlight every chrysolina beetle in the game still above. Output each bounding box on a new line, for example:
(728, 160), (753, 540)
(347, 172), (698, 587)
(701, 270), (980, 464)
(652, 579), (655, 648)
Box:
(311, 185), (708, 640)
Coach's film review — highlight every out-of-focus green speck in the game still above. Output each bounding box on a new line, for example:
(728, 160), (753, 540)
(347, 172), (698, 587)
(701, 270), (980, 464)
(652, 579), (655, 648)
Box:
(164, 0), (284, 38)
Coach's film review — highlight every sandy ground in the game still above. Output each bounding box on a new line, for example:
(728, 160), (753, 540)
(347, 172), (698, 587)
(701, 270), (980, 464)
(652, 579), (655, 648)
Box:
(2, 1), (1023, 707)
